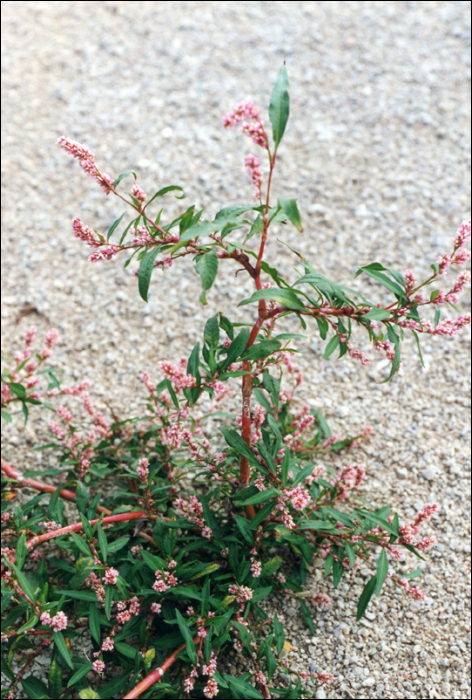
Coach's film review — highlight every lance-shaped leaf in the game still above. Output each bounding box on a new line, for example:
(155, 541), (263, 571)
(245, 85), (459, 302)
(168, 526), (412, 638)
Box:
(144, 185), (187, 209)
(240, 288), (306, 312)
(138, 247), (161, 302)
(168, 221), (212, 254)
(112, 170), (136, 189)
(279, 198), (303, 232)
(357, 575), (378, 620)
(269, 66), (290, 148)
(195, 249), (218, 305)
(176, 610), (197, 664)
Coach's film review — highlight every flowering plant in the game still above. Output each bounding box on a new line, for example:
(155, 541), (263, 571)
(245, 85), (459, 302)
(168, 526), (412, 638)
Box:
(1, 68), (470, 700)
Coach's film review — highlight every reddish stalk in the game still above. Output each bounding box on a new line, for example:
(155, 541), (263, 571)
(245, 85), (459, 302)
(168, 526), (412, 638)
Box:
(26, 511), (149, 552)
(123, 635), (200, 699)
(1, 458), (113, 516)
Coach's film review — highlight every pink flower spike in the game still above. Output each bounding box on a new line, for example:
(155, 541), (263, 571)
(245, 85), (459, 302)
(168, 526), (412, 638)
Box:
(454, 219), (471, 248)
(131, 183), (147, 205)
(245, 154), (264, 200)
(57, 136), (94, 162)
(92, 659), (106, 674)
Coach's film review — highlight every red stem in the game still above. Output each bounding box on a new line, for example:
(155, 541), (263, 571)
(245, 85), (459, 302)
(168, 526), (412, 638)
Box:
(26, 511), (148, 551)
(1, 458), (112, 515)
(123, 635), (200, 699)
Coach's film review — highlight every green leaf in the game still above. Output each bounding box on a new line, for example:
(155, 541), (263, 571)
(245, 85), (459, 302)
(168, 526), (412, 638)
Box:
(112, 170), (136, 188)
(195, 249), (218, 305)
(67, 663), (93, 688)
(103, 586), (113, 621)
(88, 603), (101, 644)
(221, 428), (258, 465)
(53, 631), (73, 669)
(168, 221), (211, 254)
(233, 621), (252, 653)
(106, 212), (126, 241)
(175, 609), (197, 664)
(238, 489), (278, 506)
(16, 533), (27, 570)
(222, 328), (251, 369)
(56, 589), (97, 601)
(215, 205), (252, 219)
(204, 314), (220, 348)
(297, 520), (336, 531)
(363, 308), (391, 321)
(11, 563), (36, 602)
(273, 613), (285, 654)
(241, 340), (282, 362)
(7, 381), (26, 399)
(145, 185), (187, 208)
(21, 676), (50, 699)
(323, 335), (340, 359)
(75, 481), (89, 514)
(48, 658), (62, 698)
(402, 568), (423, 579)
(357, 576), (378, 620)
(234, 514), (254, 545)
(269, 66), (290, 149)
(281, 449), (290, 487)
(1, 410), (12, 422)
(357, 268), (407, 301)
(316, 316), (329, 340)
(70, 532), (92, 557)
(412, 330), (425, 368)
(278, 198), (303, 232)
(226, 677), (264, 699)
(379, 339), (401, 383)
(138, 247), (161, 302)
(375, 549), (389, 595)
(344, 542), (356, 568)
(240, 288), (306, 312)
(96, 524), (108, 563)
(115, 641), (139, 659)
(356, 510), (398, 537)
(299, 599), (316, 635)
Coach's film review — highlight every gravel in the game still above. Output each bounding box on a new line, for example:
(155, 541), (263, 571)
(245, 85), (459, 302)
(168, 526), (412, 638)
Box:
(1, 1), (471, 698)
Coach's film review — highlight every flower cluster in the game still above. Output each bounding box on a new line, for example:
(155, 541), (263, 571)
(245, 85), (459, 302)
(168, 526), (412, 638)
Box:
(40, 610), (68, 632)
(175, 495), (212, 539)
(58, 136), (114, 194)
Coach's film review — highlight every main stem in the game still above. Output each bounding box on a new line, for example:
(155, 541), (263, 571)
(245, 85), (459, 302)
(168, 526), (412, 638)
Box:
(239, 150), (277, 519)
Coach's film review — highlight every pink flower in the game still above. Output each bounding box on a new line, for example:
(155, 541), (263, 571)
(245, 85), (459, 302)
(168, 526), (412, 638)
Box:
(255, 670), (267, 685)
(228, 584), (253, 603)
(102, 637), (114, 651)
(132, 225), (154, 246)
(454, 219), (471, 248)
(92, 659), (106, 674)
(438, 253), (452, 276)
(137, 458), (149, 483)
(203, 678), (219, 698)
(103, 567), (119, 586)
(184, 677), (195, 694)
(89, 245), (120, 262)
(131, 183), (147, 205)
(57, 136), (94, 162)
(72, 218), (97, 246)
(404, 269), (417, 292)
(453, 247), (471, 265)
(251, 560), (262, 578)
(49, 611), (68, 632)
(40, 612), (52, 625)
(288, 485), (310, 511)
(151, 603), (162, 614)
(312, 593), (332, 607)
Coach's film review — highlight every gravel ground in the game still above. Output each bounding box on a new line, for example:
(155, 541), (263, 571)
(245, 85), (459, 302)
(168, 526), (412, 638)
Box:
(1, 1), (471, 698)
